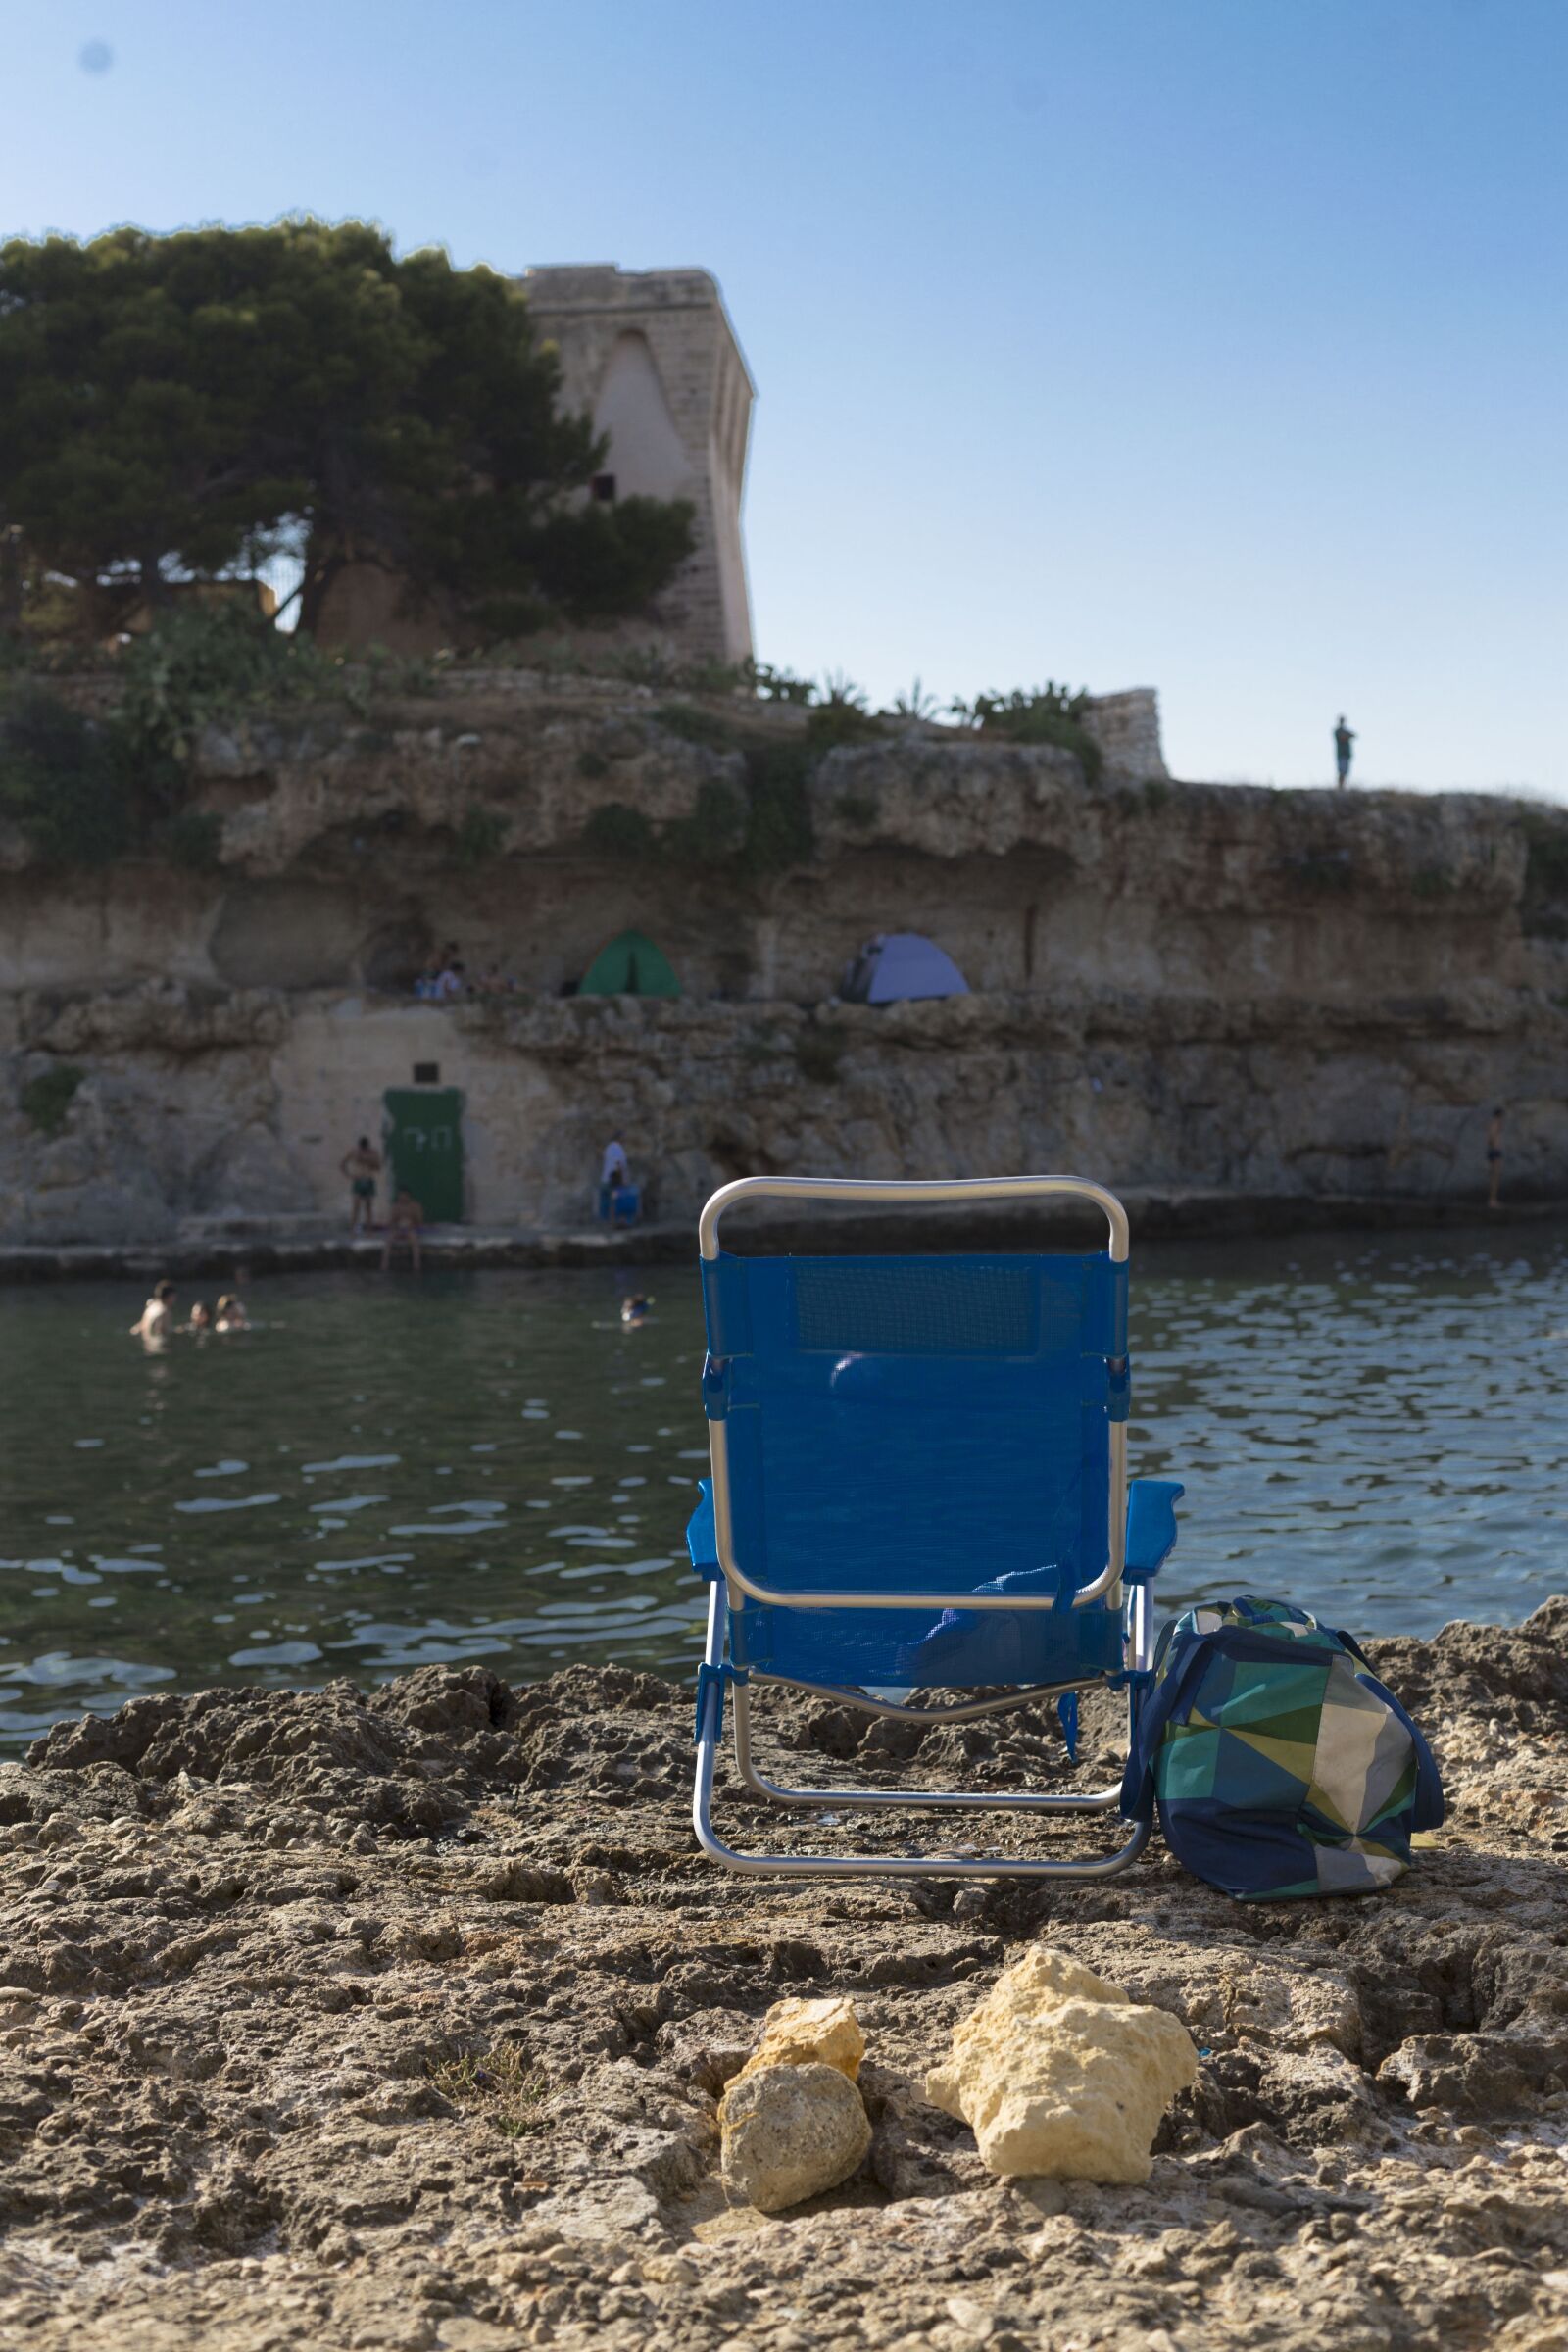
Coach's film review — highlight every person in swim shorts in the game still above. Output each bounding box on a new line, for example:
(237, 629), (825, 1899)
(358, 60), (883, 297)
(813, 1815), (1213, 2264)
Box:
(341, 1136), (382, 1232)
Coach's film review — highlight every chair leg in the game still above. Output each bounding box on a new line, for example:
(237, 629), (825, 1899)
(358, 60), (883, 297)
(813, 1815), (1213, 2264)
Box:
(690, 1583), (1152, 1882)
(731, 1684), (1124, 1813)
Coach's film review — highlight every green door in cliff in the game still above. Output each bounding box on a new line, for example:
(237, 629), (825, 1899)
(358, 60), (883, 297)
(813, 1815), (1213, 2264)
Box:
(382, 1089), (465, 1223)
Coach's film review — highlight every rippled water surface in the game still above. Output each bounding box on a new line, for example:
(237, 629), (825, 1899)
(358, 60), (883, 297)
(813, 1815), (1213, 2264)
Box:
(2, 1228), (1565, 1746)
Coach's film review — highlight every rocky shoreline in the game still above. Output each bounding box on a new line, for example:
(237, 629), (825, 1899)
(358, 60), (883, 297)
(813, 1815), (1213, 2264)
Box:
(2, 1191), (1564, 1286)
(2, 1601), (1566, 2350)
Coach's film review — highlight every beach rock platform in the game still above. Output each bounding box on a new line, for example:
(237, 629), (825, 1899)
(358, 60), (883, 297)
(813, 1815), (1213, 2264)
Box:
(1, 1600), (1566, 2350)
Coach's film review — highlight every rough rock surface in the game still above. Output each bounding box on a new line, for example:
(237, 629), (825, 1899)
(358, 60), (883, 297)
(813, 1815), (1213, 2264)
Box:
(1, 1600), (1567, 2347)
(725, 1993), (864, 2091)
(720, 2062), (872, 2214)
(4, 668), (1567, 1241)
(926, 1944), (1199, 2182)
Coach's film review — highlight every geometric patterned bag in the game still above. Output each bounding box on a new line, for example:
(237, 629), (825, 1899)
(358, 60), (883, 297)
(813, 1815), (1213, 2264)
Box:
(1119, 1596), (1445, 1900)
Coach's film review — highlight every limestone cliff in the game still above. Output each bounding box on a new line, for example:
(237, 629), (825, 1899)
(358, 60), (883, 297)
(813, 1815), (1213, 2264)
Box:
(2, 669), (1564, 1242)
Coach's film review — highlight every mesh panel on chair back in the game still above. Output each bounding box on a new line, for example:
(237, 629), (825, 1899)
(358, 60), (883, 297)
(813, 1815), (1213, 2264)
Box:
(702, 1250), (1126, 1606)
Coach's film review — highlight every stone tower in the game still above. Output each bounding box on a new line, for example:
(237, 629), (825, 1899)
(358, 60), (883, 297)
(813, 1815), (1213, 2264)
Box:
(519, 266), (756, 666)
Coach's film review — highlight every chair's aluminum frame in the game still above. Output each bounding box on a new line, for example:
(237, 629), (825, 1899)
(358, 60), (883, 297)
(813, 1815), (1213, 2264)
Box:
(692, 1173), (1152, 1879)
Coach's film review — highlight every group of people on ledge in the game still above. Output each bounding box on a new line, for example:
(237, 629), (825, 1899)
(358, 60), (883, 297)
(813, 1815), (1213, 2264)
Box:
(412, 943), (518, 1001)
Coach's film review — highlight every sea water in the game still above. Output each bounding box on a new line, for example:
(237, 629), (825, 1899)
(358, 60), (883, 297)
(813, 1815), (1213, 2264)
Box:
(1, 1226), (1563, 1748)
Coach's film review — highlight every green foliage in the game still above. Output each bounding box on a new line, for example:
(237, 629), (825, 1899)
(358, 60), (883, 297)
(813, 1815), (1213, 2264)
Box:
(1519, 807), (1568, 906)
(746, 660), (817, 706)
(738, 739), (815, 876)
(0, 686), (133, 864)
(676, 655), (753, 696)
(663, 779), (748, 866)
(805, 700), (885, 751)
(158, 808), (223, 870)
(0, 220), (693, 643)
(953, 681), (1089, 727)
(453, 805), (508, 865)
(651, 702), (743, 752)
(527, 498), (695, 625)
(427, 2046), (550, 2140)
(836, 793), (879, 827)
(581, 801), (657, 858)
(1141, 776), (1171, 811)
(889, 677), (939, 719)
(1410, 865), (1456, 899)
(20, 1061), (85, 1135)
(794, 1026), (848, 1085)
(575, 747), (611, 781)
(582, 731), (815, 878)
(951, 683), (1102, 783)
(116, 602), (337, 766)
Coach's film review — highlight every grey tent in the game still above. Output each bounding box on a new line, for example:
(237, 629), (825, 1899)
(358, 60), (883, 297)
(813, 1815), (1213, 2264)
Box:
(841, 933), (970, 1004)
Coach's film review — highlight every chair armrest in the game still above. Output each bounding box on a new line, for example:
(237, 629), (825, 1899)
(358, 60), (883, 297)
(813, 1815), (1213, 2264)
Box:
(1124, 1479), (1184, 1583)
(686, 1479), (720, 1582)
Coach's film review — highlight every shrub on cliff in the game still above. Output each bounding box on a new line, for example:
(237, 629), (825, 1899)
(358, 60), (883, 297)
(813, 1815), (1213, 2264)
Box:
(952, 683), (1102, 784)
(0, 685), (133, 865)
(0, 220), (694, 645)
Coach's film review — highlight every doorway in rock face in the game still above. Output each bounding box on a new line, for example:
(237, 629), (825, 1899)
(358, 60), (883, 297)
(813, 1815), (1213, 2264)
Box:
(382, 1088), (466, 1222)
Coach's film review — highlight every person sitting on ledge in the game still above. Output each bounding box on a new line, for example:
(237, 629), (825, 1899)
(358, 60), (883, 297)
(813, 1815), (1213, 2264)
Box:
(382, 1186), (425, 1273)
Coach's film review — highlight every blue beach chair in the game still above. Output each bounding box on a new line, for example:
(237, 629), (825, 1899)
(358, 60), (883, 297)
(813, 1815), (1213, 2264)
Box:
(687, 1176), (1184, 1879)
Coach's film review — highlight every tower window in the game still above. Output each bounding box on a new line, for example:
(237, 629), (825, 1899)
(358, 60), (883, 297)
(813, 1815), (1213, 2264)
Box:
(414, 1061), (440, 1085)
(591, 472), (616, 503)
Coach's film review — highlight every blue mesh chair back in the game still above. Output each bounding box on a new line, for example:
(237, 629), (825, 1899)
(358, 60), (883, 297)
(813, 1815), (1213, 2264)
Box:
(701, 1249), (1128, 1690)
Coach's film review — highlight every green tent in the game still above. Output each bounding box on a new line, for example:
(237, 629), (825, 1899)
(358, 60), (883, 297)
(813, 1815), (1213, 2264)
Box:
(578, 929), (681, 998)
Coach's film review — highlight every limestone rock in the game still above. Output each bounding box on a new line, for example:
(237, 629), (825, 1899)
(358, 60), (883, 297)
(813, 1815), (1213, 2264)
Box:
(719, 2062), (871, 2213)
(926, 1945), (1198, 2184)
(728, 1994), (864, 2092)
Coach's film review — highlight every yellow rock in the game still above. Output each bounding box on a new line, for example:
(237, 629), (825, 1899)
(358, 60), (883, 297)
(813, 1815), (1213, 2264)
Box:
(726, 1994), (864, 2098)
(926, 1945), (1198, 2185)
(720, 2062), (871, 2213)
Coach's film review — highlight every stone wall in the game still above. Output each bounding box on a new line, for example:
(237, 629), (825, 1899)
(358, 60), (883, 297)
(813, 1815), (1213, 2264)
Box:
(2, 670), (1565, 1243)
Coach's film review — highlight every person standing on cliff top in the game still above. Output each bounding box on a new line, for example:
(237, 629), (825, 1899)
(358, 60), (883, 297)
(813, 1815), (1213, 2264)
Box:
(1334, 715), (1356, 789)
(1487, 1105), (1505, 1208)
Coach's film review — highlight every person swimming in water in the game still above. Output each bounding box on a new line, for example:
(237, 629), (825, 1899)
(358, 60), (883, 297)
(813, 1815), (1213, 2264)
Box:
(185, 1300), (213, 1334)
(214, 1292), (249, 1332)
(620, 1294), (653, 1327)
(130, 1280), (177, 1344)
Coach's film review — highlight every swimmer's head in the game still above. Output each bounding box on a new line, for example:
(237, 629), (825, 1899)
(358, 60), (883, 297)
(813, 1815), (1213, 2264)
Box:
(155, 1280), (176, 1304)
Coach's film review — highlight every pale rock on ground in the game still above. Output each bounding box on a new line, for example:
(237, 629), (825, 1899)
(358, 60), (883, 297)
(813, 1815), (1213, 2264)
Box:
(720, 2062), (873, 2214)
(0, 1598), (1566, 2347)
(926, 1944), (1200, 2181)
(724, 1993), (865, 2091)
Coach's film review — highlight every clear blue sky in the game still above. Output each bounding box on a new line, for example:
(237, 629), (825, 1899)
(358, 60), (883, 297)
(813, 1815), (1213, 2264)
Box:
(3, 1), (1563, 793)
